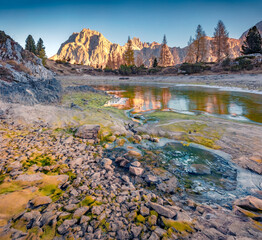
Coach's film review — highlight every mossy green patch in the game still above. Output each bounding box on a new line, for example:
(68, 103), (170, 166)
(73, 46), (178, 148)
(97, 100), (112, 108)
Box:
(62, 92), (110, 109)
(64, 170), (77, 182)
(12, 219), (27, 232)
(22, 153), (56, 169)
(150, 210), (158, 217)
(80, 195), (95, 206)
(161, 217), (194, 234)
(0, 174), (6, 185)
(136, 214), (145, 223)
(160, 121), (223, 149)
(39, 184), (63, 201)
(41, 225), (56, 240)
(0, 182), (23, 194)
(145, 111), (198, 124)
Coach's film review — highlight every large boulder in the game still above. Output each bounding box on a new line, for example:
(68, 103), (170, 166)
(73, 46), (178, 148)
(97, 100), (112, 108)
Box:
(149, 202), (177, 218)
(75, 124), (100, 140)
(129, 166), (144, 176)
(30, 196), (52, 208)
(234, 196), (262, 211)
(16, 173), (43, 182)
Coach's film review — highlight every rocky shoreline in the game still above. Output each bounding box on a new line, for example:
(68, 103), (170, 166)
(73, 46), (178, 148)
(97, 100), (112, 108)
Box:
(57, 73), (262, 91)
(0, 105), (262, 239)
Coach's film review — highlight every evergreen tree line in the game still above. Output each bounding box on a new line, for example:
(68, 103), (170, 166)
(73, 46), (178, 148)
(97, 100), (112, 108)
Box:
(106, 20), (261, 70)
(25, 35), (47, 65)
(185, 20), (262, 63)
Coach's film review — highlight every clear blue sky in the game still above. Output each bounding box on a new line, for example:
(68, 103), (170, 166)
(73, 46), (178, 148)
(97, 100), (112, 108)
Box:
(0, 0), (261, 57)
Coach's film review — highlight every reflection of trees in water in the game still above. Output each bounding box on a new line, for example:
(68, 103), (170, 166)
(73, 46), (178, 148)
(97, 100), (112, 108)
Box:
(92, 84), (262, 123)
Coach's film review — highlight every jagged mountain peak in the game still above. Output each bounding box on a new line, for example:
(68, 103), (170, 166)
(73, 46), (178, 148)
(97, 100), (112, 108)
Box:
(50, 22), (262, 67)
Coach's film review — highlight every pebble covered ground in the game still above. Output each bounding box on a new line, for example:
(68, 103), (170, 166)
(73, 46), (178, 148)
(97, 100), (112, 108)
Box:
(0, 109), (262, 240)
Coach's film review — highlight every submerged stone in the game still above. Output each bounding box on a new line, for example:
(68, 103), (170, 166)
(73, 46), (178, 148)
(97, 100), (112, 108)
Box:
(185, 164), (211, 175)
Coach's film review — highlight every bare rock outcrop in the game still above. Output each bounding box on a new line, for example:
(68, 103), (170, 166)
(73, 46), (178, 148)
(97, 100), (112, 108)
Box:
(0, 30), (61, 105)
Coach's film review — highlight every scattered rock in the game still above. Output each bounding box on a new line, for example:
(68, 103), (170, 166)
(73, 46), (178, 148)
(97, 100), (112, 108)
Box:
(64, 204), (78, 212)
(122, 175), (130, 183)
(107, 135), (116, 142)
(128, 150), (142, 158)
(91, 205), (104, 215)
(145, 175), (159, 184)
(157, 177), (178, 193)
(16, 173), (43, 182)
(131, 161), (141, 167)
(30, 196), (52, 208)
(150, 202), (177, 218)
(101, 158), (112, 167)
(57, 219), (77, 235)
(140, 205), (150, 216)
(234, 196), (262, 211)
(75, 124), (100, 140)
(131, 225), (142, 238)
(73, 206), (89, 218)
(129, 166), (144, 176)
(133, 135), (142, 143)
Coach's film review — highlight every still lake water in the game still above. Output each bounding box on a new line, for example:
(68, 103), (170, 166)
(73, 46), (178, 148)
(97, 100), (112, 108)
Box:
(95, 83), (262, 204)
(92, 84), (262, 124)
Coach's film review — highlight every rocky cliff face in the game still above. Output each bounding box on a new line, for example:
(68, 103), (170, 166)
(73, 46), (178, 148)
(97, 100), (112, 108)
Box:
(0, 31), (61, 105)
(51, 29), (189, 67)
(51, 22), (262, 68)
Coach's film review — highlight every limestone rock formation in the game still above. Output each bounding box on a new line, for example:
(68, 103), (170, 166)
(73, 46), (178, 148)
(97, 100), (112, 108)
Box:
(51, 21), (262, 68)
(0, 30), (61, 105)
(50, 28), (188, 68)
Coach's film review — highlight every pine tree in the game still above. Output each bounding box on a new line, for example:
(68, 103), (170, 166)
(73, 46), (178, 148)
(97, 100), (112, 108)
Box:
(35, 38), (47, 65)
(194, 25), (207, 62)
(36, 38), (45, 55)
(185, 36), (196, 63)
(159, 35), (173, 67)
(212, 20), (229, 62)
(25, 35), (36, 54)
(124, 36), (135, 66)
(153, 58), (158, 67)
(242, 26), (262, 54)
(162, 34), (167, 45)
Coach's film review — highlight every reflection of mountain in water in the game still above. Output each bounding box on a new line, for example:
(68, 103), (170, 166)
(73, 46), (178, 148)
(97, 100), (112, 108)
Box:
(92, 84), (262, 124)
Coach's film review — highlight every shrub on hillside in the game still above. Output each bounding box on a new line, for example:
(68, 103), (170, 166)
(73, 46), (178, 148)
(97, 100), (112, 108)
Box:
(148, 67), (162, 74)
(179, 63), (210, 74)
(104, 67), (117, 74)
(230, 57), (253, 71)
(221, 58), (231, 67)
(118, 65), (147, 75)
(235, 55), (255, 61)
(238, 58), (252, 69)
(55, 59), (67, 64)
